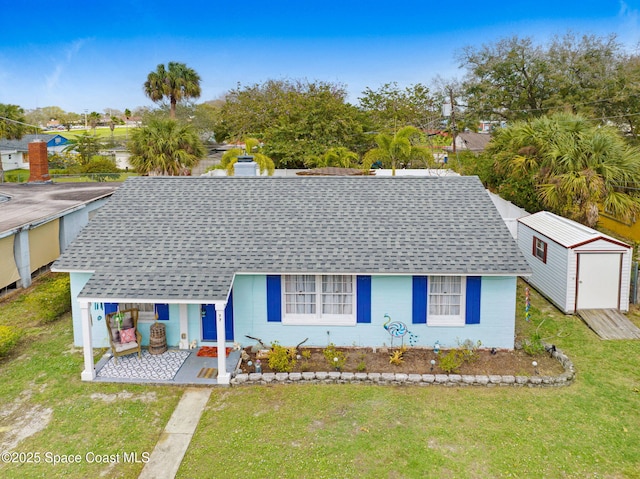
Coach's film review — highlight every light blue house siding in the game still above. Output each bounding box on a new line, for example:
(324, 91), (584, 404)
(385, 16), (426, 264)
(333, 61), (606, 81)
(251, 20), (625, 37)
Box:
(71, 273), (517, 350)
(230, 274), (517, 350)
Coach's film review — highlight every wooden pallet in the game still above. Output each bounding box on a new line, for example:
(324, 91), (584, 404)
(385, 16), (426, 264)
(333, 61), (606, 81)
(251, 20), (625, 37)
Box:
(577, 309), (640, 340)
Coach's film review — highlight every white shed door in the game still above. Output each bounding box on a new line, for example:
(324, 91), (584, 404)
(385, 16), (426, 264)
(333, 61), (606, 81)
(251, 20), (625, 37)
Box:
(576, 253), (621, 310)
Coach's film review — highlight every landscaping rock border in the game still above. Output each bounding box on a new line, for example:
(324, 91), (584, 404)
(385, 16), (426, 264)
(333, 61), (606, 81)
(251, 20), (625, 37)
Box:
(230, 343), (576, 387)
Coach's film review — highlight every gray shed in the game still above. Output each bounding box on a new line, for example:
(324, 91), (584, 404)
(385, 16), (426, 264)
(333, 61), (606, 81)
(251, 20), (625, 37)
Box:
(517, 211), (632, 313)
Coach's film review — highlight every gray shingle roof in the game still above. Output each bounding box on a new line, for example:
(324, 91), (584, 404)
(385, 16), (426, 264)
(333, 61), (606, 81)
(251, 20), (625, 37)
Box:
(52, 176), (531, 302)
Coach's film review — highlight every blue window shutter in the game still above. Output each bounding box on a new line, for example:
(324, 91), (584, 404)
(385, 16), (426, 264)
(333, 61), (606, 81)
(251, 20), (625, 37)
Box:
(465, 276), (482, 324)
(155, 304), (170, 320)
(356, 276), (372, 323)
(266, 275), (282, 322)
(104, 303), (118, 315)
(412, 276), (428, 324)
(225, 291), (234, 339)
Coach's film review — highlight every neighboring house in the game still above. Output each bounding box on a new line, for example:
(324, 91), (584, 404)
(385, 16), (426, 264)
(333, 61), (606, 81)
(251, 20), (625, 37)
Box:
(53, 176), (531, 384)
(444, 132), (491, 154)
(0, 141), (119, 295)
(598, 212), (640, 243)
(0, 134), (70, 171)
(0, 182), (119, 294)
(517, 211), (632, 314)
(0, 147), (25, 171)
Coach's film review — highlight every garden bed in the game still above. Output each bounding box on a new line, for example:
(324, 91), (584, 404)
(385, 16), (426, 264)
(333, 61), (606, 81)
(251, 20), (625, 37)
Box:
(239, 345), (565, 376)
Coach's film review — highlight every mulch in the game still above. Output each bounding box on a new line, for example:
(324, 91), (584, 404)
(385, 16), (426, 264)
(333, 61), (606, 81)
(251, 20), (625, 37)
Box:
(196, 346), (233, 357)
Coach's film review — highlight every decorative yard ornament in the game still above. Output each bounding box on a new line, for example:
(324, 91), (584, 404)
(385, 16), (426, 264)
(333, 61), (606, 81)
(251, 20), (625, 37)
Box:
(525, 287), (531, 322)
(433, 340), (440, 355)
(382, 314), (418, 347)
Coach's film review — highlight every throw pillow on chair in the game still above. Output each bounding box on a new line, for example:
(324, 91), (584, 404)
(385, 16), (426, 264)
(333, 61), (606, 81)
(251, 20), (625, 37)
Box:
(120, 328), (137, 344)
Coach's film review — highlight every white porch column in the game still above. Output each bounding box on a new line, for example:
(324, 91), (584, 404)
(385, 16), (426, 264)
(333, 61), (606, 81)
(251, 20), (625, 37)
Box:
(178, 304), (189, 349)
(80, 301), (95, 381)
(215, 303), (230, 385)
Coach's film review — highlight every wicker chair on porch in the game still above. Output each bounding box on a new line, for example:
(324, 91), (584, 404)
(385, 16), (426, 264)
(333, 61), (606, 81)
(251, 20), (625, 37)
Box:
(105, 308), (142, 364)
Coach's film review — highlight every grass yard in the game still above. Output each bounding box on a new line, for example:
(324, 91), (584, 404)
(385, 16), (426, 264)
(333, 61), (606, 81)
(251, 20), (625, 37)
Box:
(44, 127), (130, 141)
(179, 285), (640, 478)
(1, 276), (639, 478)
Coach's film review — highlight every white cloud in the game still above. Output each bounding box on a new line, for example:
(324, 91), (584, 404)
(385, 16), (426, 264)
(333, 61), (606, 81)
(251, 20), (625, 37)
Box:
(618, 1), (640, 51)
(44, 38), (89, 92)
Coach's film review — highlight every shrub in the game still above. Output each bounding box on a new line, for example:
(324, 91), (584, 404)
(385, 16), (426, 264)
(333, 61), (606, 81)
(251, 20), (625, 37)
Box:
(0, 325), (22, 357)
(81, 157), (121, 182)
(267, 341), (297, 372)
(439, 350), (464, 373)
(323, 343), (347, 371)
(523, 332), (545, 356)
(458, 339), (481, 363)
(3, 169), (29, 183)
(25, 275), (71, 324)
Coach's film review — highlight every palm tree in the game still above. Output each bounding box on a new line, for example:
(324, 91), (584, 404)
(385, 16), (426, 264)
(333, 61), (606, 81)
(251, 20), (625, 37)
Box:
(144, 62), (201, 119)
(491, 112), (640, 227)
(0, 103), (28, 182)
(305, 147), (360, 169)
(217, 138), (275, 176)
(363, 126), (432, 175)
(128, 118), (205, 175)
(64, 133), (102, 165)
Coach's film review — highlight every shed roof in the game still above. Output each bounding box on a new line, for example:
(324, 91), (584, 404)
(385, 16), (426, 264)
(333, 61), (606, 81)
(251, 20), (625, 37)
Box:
(518, 211), (630, 249)
(53, 176), (531, 302)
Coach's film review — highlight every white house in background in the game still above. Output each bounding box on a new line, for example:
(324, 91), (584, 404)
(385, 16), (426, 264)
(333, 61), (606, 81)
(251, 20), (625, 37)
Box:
(0, 134), (70, 171)
(517, 211), (632, 314)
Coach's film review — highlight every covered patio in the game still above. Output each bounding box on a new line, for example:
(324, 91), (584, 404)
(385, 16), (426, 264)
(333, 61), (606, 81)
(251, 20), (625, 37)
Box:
(93, 347), (242, 385)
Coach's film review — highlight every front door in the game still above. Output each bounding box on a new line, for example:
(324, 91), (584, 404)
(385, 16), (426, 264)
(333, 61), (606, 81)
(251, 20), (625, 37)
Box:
(201, 293), (234, 341)
(576, 253), (621, 310)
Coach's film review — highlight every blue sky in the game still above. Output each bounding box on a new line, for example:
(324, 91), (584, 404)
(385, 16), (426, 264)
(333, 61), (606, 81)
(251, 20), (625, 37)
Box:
(1, 0), (638, 114)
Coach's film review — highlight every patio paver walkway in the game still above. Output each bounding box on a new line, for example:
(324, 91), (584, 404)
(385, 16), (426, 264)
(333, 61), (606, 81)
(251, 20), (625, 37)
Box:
(138, 388), (211, 479)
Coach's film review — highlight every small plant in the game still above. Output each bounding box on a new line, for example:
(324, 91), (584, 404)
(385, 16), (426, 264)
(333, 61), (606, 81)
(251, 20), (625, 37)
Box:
(523, 332), (545, 356)
(439, 349), (464, 373)
(0, 325), (22, 357)
(458, 339), (481, 363)
(323, 343), (347, 370)
(389, 345), (408, 366)
(356, 351), (367, 372)
(389, 350), (404, 366)
(299, 349), (312, 372)
(112, 312), (125, 330)
(267, 341), (297, 372)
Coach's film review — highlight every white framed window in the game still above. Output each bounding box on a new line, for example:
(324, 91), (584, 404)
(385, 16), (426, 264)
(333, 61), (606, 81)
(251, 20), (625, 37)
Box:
(283, 274), (355, 325)
(121, 303), (155, 321)
(428, 276), (465, 326)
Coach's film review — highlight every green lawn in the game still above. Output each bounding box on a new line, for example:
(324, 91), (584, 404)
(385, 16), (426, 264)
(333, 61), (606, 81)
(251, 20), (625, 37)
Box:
(44, 127), (130, 141)
(1, 276), (639, 478)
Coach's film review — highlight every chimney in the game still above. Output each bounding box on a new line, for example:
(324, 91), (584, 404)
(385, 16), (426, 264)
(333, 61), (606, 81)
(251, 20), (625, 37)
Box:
(234, 154), (258, 177)
(28, 140), (51, 183)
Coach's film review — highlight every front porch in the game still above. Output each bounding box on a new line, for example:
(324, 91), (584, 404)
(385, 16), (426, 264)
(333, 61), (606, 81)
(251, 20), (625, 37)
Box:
(93, 347), (242, 385)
